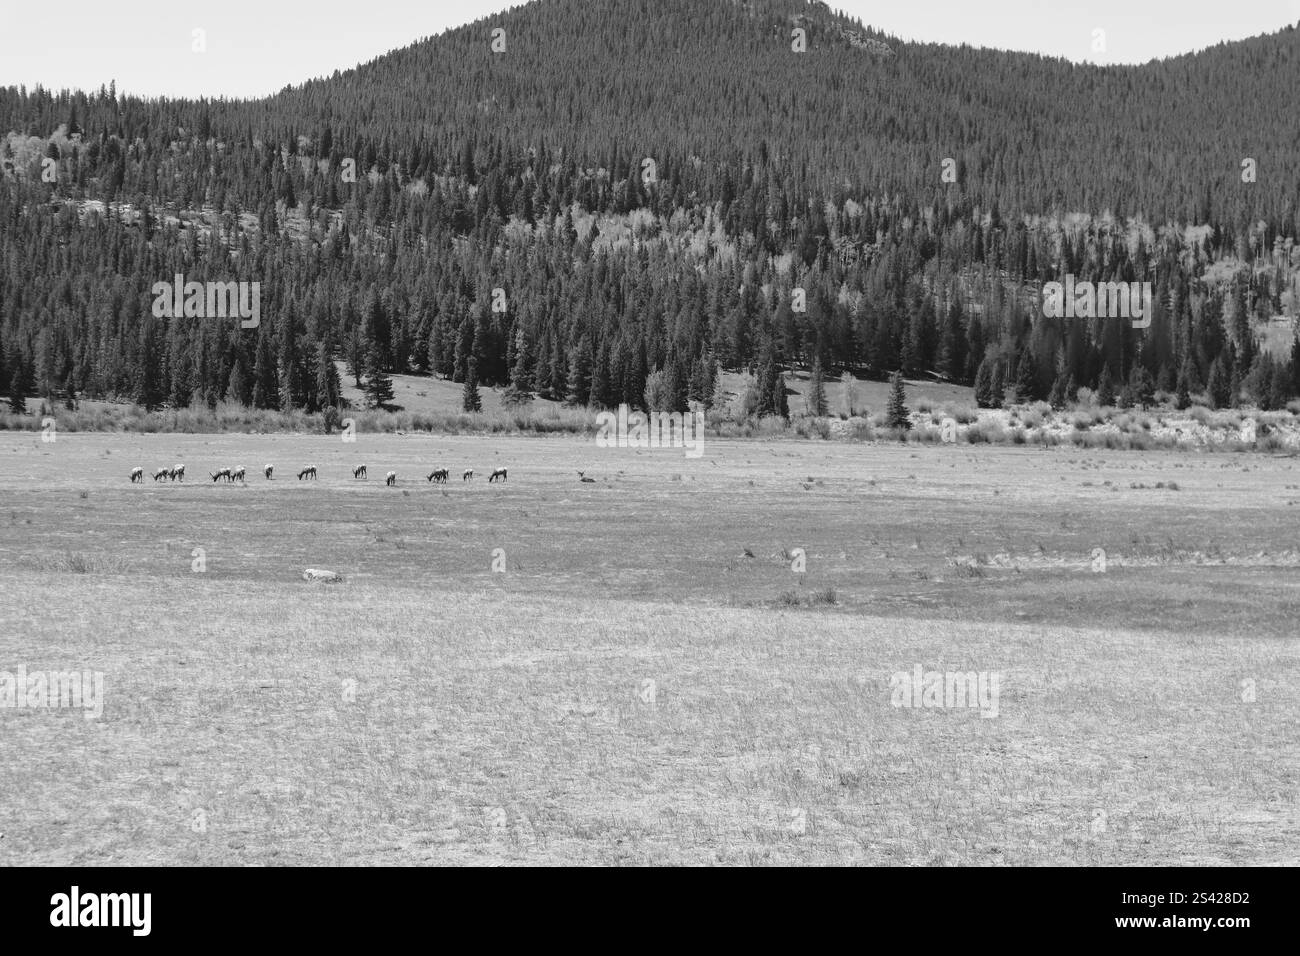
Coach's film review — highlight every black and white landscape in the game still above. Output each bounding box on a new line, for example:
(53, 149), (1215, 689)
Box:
(0, 0), (1297, 874)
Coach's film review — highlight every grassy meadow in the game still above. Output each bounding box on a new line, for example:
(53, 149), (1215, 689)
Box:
(0, 430), (1296, 864)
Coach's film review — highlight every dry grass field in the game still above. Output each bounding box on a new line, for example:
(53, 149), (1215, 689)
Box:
(0, 431), (1297, 865)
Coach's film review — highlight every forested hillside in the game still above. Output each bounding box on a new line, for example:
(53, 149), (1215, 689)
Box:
(1, 0), (1299, 418)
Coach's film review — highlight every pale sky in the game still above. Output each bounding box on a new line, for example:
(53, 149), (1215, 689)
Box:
(1, 0), (1297, 99)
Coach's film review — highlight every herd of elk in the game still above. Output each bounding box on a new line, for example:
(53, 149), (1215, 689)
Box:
(133, 462), (509, 486)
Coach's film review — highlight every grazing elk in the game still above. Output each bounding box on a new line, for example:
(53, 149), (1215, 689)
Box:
(129, 467), (144, 483)
(426, 467), (449, 483)
(353, 465), (367, 479)
(231, 466), (246, 482)
(264, 464), (273, 479)
(577, 471), (594, 483)
(297, 466), (317, 480)
(210, 468), (231, 483)
(489, 468), (508, 483)
(170, 464), (185, 482)
(463, 469), (474, 481)
(152, 468), (171, 482)
(385, 471), (397, 486)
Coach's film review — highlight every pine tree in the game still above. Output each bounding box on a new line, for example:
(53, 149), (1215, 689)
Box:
(1048, 373), (1068, 410)
(1207, 357), (1230, 409)
(253, 327), (277, 409)
(886, 370), (910, 431)
(363, 343), (395, 409)
(989, 361), (1005, 409)
(1129, 365), (1155, 407)
(1175, 360), (1192, 410)
(565, 337), (592, 406)
(227, 358), (248, 405)
(347, 328), (365, 387)
(277, 302), (300, 411)
(1096, 364), (1116, 407)
(589, 341), (612, 409)
(461, 357), (482, 412)
(8, 352), (31, 414)
(807, 357), (828, 416)
(136, 319), (166, 411)
(974, 356), (996, 409)
(316, 341), (341, 410)
(772, 367), (789, 419)
(1014, 348), (1038, 404)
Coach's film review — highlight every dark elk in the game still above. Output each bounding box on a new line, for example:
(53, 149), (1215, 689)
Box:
(297, 466), (317, 480)
(463, 469), (474, 481)
(129, 467), (144, 483)
(152, 468), (171, 482)
(577, 471), (595, 483)
(210, 468), (231, 482)
(489, 468), (508, 483)
(353, 465), (367, 479)
(264, 464), (273, 479)
(426, 468), (448, 483)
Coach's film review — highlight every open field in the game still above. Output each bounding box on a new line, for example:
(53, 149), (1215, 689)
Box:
(1, 432), (1297, 864)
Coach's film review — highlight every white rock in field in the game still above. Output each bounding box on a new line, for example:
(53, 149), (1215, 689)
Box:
(302, 568), (344, 583)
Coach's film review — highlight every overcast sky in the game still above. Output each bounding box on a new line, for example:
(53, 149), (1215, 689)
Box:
(2, 0), (1298, 99)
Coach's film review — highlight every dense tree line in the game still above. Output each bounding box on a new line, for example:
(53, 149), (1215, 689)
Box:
(1, 0), (1298, 416)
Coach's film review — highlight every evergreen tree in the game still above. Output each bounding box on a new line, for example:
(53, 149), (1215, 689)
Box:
(565, 337), (592, 406)
(253, 327), (278, 409)
(1096, 364), (1116, 407)
(989, 361), (1005, 409)
(1207, 357), (1231, 409)
(8, 352), (31, 414)
(974, 356), (996, 409)
(886, 370), (910, 431)
(589, 341), (613, 408)
(364, 343), (395, 409)
(771, 367), (789, 419)
(807, 357), (828, 416)
(461, 356), (482, 412)
(1014, 348), (1038, 404)
(1129, 365), (1155, 407)
(1048, 372), (1068, 410)
(316, 341), (341, 409)
(136, 319), (166, 411)
(1175, 359), (1192, 410)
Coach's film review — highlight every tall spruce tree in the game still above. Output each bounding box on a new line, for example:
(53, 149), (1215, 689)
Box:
(886, 370), (910, 431)
(363, 343), (395, 409)
(462, 357), (482, 412)
(807, 357), (828, 416)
